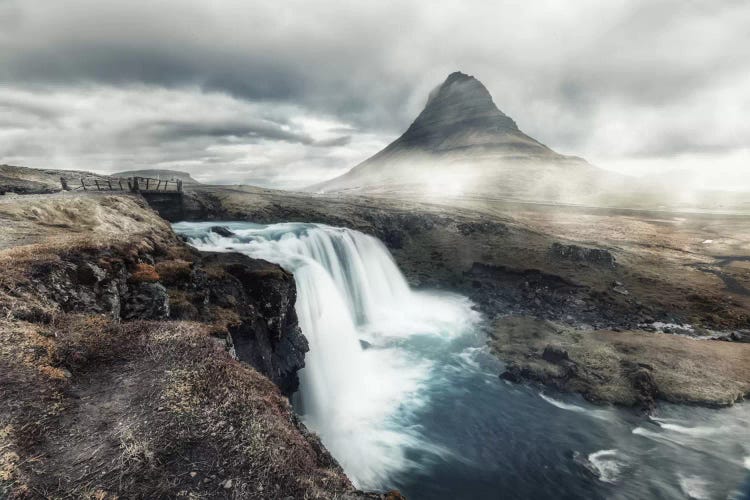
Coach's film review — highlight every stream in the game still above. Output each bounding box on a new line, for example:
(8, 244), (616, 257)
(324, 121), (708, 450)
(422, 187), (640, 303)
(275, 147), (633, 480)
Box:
(175, 221), (750, 500)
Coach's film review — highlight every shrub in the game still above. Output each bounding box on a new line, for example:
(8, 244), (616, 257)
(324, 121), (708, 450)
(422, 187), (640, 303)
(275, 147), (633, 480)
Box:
(129, 263), (160, 283)
(154, 259), (192, 286)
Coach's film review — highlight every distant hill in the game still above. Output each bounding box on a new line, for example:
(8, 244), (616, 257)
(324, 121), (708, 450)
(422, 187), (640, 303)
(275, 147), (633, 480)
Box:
(113, 169), (200, 184)
(309, 72), (632, 204)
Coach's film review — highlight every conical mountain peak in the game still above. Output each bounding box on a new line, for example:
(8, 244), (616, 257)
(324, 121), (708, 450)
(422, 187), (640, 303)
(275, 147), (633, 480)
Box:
(400, 71), (520, 149)
(309, 72), (587, 194)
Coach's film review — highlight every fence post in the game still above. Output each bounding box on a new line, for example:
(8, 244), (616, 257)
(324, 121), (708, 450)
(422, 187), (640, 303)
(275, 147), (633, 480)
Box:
(60, 177), (69, 191)
(81, 179), (86, 191)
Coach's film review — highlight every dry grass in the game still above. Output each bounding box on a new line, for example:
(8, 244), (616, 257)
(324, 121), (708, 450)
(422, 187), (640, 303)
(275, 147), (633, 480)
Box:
(0, 313), (358, 499)
(128, 263), (160, 283)
(155, 259), (193, 286)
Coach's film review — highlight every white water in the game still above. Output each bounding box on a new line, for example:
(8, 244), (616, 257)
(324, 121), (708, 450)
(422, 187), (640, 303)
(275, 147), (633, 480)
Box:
(176, 222), (480, 488)
(587, 449), (627, 484)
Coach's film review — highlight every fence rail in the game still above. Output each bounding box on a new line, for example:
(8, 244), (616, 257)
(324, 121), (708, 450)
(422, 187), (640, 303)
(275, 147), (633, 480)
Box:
(62, 176), (183, 194)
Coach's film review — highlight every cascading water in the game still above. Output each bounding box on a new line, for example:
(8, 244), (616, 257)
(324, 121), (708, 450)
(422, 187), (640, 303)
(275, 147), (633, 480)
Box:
(175, 221), (481, 488)
(175, 221), (750, 499)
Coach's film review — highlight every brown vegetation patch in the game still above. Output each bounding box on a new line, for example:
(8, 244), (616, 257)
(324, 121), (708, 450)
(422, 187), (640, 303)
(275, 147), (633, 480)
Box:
(128, 263), (160, 284)
(0, 315), (357, 499)
(154, 259), (193, 286)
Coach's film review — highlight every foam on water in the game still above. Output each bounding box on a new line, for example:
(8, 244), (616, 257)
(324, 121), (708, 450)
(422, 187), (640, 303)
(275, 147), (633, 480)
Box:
(677, 473), (711, 499)
(587, 449), (626, 484)
(539, 393), (610, 421)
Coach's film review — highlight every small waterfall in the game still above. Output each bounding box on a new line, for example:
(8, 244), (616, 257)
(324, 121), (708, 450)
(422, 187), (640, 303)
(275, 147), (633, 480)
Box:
(175, 222), (480, 488)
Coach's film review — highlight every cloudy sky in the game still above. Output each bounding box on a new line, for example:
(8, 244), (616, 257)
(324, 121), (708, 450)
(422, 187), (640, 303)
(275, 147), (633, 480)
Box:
(1, 0), (748, 190)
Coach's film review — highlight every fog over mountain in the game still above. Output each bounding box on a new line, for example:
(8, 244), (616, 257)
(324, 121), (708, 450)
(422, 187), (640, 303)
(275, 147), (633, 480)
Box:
(311, 72), (625, 202)
(1, 0), (749, 190)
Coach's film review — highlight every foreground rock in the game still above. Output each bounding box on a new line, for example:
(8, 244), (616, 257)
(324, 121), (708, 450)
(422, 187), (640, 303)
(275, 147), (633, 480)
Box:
(548, 242), (616, 268)
(491, 316), (750, 409)
(169, 251), (308, 394)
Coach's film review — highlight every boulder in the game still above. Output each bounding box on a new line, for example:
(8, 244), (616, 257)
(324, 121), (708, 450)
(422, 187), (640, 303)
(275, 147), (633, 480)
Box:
(122, 282), (170, 320)
(549, 242), (616, 268)
(210, 226), (235, 237)
(542, 344), (569, 364)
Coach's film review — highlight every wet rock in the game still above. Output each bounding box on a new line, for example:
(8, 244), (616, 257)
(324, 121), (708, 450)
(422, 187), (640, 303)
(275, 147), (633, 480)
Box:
(499, 368), (523, 383)
(382, 228), (405, 249)
(201, 252), (309, 395)
(542, 344), (569, 364)
(210, 225), (235, 237)
(549, 242), (616, 268)
(625, 363), (659, 409)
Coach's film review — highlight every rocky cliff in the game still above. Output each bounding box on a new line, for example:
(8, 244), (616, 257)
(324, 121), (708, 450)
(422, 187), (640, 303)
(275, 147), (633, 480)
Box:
(0, 193), (389, 499)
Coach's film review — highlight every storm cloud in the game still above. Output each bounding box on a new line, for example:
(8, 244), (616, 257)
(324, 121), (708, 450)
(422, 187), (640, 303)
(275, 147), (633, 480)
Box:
(1, 0), (748, 189)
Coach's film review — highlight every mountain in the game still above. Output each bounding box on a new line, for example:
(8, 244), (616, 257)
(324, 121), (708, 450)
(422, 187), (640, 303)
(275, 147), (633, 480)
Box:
(370, 71), (558, 159)
(309, 72), (625, 203)
(113, 169), (201, 184)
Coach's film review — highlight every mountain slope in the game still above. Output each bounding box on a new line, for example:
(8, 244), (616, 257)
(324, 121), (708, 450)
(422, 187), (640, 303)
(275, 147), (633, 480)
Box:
(309, 72), (624, 203)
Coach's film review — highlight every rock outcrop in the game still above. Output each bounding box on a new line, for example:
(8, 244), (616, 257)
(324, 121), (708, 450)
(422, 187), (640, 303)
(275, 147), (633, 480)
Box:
(198, 252), (308, 394)
(492, 316), (750, 409)
(549, 242), (616, 268)
(1, 229), (308, 396)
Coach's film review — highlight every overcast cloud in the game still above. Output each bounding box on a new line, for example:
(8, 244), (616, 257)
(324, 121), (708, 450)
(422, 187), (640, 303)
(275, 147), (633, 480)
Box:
(1, 0), (748, 189)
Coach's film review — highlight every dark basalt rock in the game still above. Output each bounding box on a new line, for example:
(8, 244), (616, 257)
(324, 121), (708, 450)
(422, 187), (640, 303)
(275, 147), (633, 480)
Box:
(28, 260), (126, 318)
(457, 221), (508, 236)
(210, 225), (236, 237)
(122, 282), (170, 320)
(549, 242), (616, 268)
(542, 344), (569, 364)
(16, 242), (308, 396)
(200, 252), (308, 395)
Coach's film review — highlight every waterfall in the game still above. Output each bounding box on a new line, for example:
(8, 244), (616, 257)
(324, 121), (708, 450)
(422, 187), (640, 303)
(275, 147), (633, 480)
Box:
(174, 222), (480, 488)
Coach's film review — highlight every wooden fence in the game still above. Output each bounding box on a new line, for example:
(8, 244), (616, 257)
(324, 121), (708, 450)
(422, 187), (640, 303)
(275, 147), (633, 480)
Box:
(62, 176), (183, 194)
